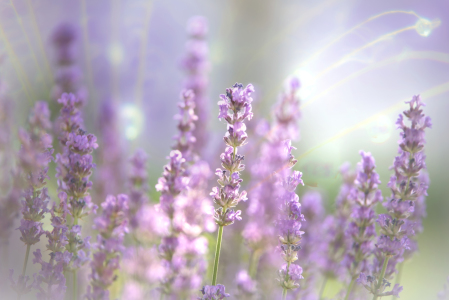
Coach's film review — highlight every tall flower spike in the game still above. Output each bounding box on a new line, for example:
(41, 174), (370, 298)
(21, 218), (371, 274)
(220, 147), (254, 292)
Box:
(51, 22), (87, 106)
(11, 101), (53, 297)
(127, 149), (149, 230)
(95, 100), (125, 203)
(181, 16), (210, 155)
(360, 95), (431, 299)
(205, 83), (254, 297)
(32, 249), (70, 300)
(344, 151), (382, 299)
(0, 81), (20, 247)
(276, 166), (305, 297)
(156, 150), (189, 297)
(318, 163), (355, 282)
(86, 194), (129, 300)
(173, 89), (198, 162)
(54, 92), (97, 299)
(170, 88), (215, 297)
(293, 191), (325, 300)
(241, 77), (300, 297)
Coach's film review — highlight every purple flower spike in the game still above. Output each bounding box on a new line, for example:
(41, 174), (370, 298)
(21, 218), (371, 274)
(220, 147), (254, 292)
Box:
(51, 22), (87, 105)
(33, 249), (70, 300)
(361, 96), (431, 298)
(199, 284), (230, 300)
(236, 270), (257, 296)
(345, 151), (382, 281)
(14, 101), (53, 262)
(212, 83), (254, 227)
(55, 93), (97, 222)
(173, 89), (198, 162)
(86, 194), (129, 300)
(181, 16), (210, 155)
(127, 149), (149, 230)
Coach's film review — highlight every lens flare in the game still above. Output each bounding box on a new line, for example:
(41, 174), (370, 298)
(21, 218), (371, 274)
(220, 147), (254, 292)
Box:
(119, 103), (144, 140)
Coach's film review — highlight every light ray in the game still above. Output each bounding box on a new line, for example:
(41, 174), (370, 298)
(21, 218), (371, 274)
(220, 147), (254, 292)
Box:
(313, 25), (417, 82)
(295, 10), (422, 71)
(237, 0), (339, 79)
(135, 0), (153, 106)
(296, 81), (449, 162)
(248, 80), (449, 192)
(9, 0), (48, 89)
(302, 50), (449, 109)
(0, 22), (32, 103)
(26, 0), (53, 83)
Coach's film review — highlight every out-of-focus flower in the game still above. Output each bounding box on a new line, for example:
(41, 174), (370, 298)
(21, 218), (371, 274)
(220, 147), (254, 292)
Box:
(86, 194), (129, 300)
(199, 284), (230, 300)
(181, 16), (210, 156)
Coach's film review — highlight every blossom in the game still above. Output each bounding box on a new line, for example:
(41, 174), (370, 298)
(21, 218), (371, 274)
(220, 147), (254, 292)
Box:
(181, 16), (210, 155)
(32, 249), (70, 300)
(212, 83), (254, 227)
(51, 22), (87, 105)
(86, 194), (129, 300)
(236, 270), (257, 295)
(198, 284), (230, 300)
(126, 149), (149, 230)
(361, 96), (431, 298)
(173, 89), (198, 162)
(344, 151), (382, 282)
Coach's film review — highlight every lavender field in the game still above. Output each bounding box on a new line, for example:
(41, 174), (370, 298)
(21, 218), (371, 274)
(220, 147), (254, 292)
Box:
(0, 1), (449, 299)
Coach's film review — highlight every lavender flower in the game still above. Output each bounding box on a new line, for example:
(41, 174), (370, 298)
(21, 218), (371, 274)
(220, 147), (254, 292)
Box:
(173, 90), (198, 162)
(32, 249), (70, 300)
(95, 101), (125, 203)
(9, 101), (54, 297)
(318, 163), (355, 282)
(199, 284), (230, 300)
(361, 95), (431, 299)
(276, 169), (305, 295)
(86, 194), (129, 300)
(344, 151), (382, 298)
(55, 93), (97, 223)
(181, 16), (210, 155)
(236, 270), (257, 297)
(127, 149), (149, 230)
(438, 277), (449, 300)
(51, 23), (87, 105)
(212, 83), (253, 227)
(156, 150), (189, 297)
(8, 270), (34, 297)
(206, 83), (254, 296)
(168, 88), (215, 297)
(294, 191), (325, 299)
(53, 92), (96, 299)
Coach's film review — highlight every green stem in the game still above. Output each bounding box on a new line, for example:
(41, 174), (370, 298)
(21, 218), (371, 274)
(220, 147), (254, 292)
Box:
(248, 249), (262, 278)
(319, 277), (328, 300)
(17, 245), (31, 300)
(73, 270), (77, 300)
(211, 225), (224, 285)
(282, 288), (288, 300)
(372, 256), (391, 300)
(390, 262), (404, 300)
(344, 278), (355, 300)
(21, 245), (31, 277)
(73, 216), (78, 226)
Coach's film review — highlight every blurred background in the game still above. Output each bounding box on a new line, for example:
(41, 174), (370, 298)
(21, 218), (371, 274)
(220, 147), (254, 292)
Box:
(0, 0), (448, 299)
